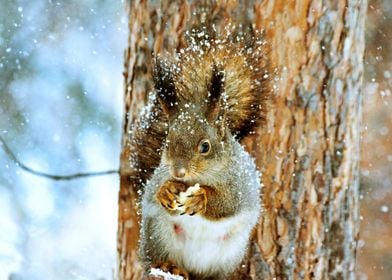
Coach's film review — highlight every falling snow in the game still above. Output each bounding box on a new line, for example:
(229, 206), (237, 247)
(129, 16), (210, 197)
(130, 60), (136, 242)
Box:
(0, 0), (391, 279)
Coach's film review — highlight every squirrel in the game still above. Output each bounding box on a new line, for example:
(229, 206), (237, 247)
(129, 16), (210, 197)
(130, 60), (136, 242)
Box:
(138, 32), (270, 279)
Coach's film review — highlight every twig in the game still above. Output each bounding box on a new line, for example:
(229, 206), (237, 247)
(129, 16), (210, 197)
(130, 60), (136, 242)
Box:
(0, 136), (119, 180)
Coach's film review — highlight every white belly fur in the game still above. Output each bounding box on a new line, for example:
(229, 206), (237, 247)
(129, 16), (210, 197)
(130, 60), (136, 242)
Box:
(145, 203), (259, 276)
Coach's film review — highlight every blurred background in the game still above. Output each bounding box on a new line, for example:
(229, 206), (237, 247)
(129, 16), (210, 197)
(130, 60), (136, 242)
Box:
(358, 0), (392, 279)
(0, 0), (126, 279)
(0, 0), (390, 279)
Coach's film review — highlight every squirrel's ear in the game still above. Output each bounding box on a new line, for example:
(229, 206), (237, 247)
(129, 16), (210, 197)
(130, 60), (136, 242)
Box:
(153, 55), (177, 117)
(206, 65), (225, 122)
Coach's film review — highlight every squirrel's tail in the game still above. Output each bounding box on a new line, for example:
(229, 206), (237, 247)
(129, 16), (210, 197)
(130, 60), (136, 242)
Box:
(124, 95), (168, 194)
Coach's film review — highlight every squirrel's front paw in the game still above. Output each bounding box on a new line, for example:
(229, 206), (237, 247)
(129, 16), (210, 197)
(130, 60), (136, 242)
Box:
(179, 186), (207, 216)
(156, 180), (187, 212)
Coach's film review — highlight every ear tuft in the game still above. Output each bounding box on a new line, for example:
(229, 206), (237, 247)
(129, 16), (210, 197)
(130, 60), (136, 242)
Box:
(206, 64), (225, 122)
(153, 55), (177, 117)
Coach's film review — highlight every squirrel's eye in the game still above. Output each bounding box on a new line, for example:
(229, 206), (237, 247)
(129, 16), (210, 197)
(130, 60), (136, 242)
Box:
(198, 140), (211, 155)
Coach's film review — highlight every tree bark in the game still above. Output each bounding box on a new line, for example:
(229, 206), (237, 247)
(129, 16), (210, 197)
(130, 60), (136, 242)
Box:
(117, 1), (366, 279)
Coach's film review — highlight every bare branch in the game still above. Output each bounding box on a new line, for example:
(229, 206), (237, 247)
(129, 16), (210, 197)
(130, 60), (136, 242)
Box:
(0, 136), (119, 180)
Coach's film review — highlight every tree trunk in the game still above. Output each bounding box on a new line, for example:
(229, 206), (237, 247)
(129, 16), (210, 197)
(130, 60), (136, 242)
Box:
(117, 1), (366, 279)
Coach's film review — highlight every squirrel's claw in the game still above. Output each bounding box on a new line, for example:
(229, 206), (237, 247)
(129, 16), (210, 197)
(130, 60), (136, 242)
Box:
(156, 180), (207, 216)
(181, 187), (207, 216)
(156, 180), (188, 213)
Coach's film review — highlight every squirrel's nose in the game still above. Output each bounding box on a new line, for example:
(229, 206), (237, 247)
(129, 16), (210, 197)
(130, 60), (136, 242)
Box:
(173, 167), (186, 179)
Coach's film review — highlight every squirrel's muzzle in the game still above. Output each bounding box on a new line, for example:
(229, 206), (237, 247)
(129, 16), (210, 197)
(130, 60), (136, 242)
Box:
(172, 166), (187, 179)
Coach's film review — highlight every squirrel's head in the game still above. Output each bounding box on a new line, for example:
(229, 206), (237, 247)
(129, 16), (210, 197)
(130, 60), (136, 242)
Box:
(153, 56), (231, 182)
